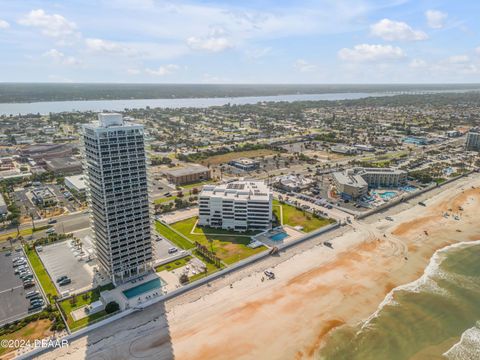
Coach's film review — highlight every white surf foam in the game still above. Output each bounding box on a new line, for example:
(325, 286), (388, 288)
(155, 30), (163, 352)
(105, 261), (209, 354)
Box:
(443, 322), (480, 360)
(358, 240), (480, 333)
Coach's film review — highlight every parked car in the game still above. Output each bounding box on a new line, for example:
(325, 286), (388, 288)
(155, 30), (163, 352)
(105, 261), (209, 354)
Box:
(28, 303), (42, 311)
(59, 278), (71, 286)
(56, 275), (68, 283)
(23, 281), (35, 288)
(168, 247), (178, 254)
(26, 290), (39, 298)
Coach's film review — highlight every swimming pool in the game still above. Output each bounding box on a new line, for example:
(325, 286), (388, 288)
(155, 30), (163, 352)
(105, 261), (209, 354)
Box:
(122, 278), (164, 299)
(270, 232), (289, 241)
(373, 191), (397, 200)
(401, 185), (417, 192)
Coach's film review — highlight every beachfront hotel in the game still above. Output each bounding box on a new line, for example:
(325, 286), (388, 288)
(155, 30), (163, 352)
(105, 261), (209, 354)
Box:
(198, 180), (273, 231)
(333, 167), (407, 200)
(82, 113), (153, 285)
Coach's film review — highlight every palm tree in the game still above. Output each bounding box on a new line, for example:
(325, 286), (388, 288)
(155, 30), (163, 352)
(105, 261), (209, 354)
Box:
(29, 210), (36, 231)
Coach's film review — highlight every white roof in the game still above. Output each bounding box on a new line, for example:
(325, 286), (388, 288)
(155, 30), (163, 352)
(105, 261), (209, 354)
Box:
(201, 180), (271, 201)
(65, 174), (87, 190)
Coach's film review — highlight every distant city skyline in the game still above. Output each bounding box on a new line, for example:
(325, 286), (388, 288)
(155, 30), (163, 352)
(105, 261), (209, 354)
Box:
(1, 0), (479, 83)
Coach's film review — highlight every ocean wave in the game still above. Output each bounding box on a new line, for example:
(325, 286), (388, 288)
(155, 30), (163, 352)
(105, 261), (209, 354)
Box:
(358, 240), (480, 333)
(443, 322), (480, 360)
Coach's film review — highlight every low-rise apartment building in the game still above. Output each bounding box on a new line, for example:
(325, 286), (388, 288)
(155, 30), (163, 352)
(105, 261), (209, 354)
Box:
(198, 180), (272, 232)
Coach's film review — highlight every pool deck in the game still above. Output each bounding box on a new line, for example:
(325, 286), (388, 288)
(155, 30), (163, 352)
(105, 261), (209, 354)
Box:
(100, 273), (167, 311)
(253, 226), (304, 247)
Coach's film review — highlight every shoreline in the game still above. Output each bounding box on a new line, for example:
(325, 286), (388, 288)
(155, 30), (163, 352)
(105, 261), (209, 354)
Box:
(34, 173), (480, 360)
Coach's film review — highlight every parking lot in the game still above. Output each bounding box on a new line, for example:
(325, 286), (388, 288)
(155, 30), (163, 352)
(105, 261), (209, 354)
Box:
(152, 234), (178, 262)
(0, 250), (43, 326)
(38, 241), (96, 296)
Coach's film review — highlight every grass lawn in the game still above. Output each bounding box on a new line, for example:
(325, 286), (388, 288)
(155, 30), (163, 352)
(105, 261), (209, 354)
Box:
(191, 223), (259, 236)
(25, 246), (59, 301)
(0, 225), (50, 242)
(181, 180), (214, 190)
(155, 221), (195, 250)
(189, 250), (223, 282)
(200, 149), (277, 166)
(58, 283), (114, 331)
(154, 196), (178, 204)
(273, 199), (335, 233)
(155, 255), (192, 272)
(0, 319), (53, 356)
(170, 217), (266, 265)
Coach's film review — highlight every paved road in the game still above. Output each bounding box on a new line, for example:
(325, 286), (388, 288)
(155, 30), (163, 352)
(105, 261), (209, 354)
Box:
(0, 211), (90, 243)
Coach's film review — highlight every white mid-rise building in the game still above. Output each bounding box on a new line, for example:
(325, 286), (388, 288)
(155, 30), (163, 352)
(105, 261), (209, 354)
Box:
(82, 113), (153, 285)
(198, 180), (272, 232)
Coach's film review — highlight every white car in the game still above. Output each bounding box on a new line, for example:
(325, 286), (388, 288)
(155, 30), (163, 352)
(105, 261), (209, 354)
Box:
(168, 247), (178, 254)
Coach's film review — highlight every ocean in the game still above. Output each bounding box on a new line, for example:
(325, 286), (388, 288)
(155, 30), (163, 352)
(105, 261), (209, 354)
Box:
(318, 240), (480, 360)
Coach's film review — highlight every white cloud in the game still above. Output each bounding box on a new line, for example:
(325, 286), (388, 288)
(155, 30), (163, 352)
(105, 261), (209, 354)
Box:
(370, 19), (428, 41)
(145, 64), (179, 76)
(18, 9), (79, 43)
(338, 44), (405, 62)
(425, 10), (448, 29)
(446, 55), (470, 64)
(245, 47), (272, 60)
(43, 49), (81, 66)
(85, 38), (134, 55)
(293, 59), (317, 72)
(409, 58), (427, 68)
(0, 20), (10, 29)
(127, 68), (141, 75)
(187, 33), (233, 52)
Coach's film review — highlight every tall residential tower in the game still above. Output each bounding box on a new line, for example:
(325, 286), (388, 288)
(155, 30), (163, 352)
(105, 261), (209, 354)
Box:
(82, 113), (152, 285)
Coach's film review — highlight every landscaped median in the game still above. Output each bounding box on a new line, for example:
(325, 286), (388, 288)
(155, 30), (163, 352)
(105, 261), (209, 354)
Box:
(57, 284), (115, 331)
(24, 245), (59, 302)
(0, 225), (51, 243)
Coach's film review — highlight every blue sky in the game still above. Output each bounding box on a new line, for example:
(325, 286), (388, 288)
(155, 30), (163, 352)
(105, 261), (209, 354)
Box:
(0, 0), (479, 83)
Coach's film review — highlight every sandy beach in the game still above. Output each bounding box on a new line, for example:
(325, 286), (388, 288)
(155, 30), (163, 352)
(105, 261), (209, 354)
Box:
(35, 173), (480, 360)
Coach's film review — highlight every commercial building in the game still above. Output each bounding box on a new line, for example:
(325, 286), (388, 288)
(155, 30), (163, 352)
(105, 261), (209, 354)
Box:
(82, 113), (153, 285)
(64, 174), (87, 194)
(163, 165), (211, 185)
(19, 143), (73, 161)
(465, 129), (480, 151)
(228, 158), (260, 171)
(332, 167), (407, 200)
(331, 145), (357, 155)
(31, 187), (57, 206)
(275, 174), (314, 193)
(198, 180), (272, 232)
(44, 157), (83, 175)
